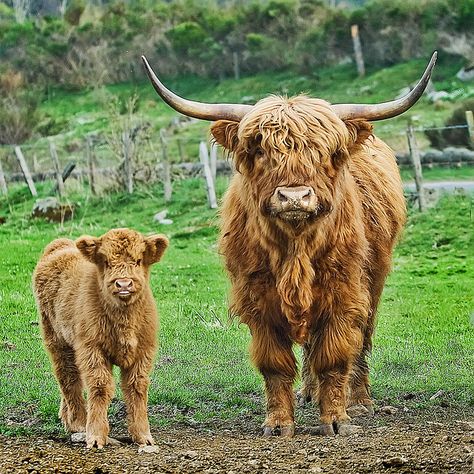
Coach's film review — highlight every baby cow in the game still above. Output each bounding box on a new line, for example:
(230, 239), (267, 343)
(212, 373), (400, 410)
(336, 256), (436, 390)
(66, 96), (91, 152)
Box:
(33, 228), (168, 448)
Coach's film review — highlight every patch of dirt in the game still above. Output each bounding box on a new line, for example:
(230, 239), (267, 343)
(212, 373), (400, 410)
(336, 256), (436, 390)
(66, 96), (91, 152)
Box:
(1, 405), (473, 473)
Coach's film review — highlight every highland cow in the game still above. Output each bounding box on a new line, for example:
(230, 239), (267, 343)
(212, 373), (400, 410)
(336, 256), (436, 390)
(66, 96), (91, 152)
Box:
(142, 53), (436, 436)
(33, 228), (168, 448)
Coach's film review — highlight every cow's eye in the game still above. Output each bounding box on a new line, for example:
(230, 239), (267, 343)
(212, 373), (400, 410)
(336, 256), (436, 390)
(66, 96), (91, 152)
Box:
(255, 147), (264, 159)
(136, 259), (142, 266)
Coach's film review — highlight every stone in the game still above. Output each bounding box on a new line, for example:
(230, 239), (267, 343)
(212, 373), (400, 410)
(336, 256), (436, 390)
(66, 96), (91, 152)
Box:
(32, 197), (74, 222)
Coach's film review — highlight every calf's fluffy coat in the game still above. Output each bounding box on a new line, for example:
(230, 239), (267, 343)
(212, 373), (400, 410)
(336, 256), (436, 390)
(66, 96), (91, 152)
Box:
(33, 228), (168, 448)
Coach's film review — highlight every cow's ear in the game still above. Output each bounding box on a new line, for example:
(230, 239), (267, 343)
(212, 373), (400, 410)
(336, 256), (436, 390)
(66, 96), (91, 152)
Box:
(344, 119), (373, 149)
(211, 120), (240, 151)
(76, 236), (100, 263)
(144, 234), (169, 265)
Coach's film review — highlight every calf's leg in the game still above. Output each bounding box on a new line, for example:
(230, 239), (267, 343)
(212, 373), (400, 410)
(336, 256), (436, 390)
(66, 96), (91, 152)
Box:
(250, 324), (297, 437)
(121, 357), (154, 446)
(77, 350), (114, 448)
(41, 317), (86, 432)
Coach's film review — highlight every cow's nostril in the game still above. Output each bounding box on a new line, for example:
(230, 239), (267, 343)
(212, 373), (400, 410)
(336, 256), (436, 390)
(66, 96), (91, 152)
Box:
(277, 190), (288, 202)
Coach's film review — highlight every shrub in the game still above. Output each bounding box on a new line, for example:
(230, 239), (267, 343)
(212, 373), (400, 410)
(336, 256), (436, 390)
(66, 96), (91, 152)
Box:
(425, 99), (474, 150)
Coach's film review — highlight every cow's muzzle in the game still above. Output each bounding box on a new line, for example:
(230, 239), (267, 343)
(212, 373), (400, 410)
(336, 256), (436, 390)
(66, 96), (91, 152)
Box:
(113, 278), (135, 298)
(270, 186), (318, 221)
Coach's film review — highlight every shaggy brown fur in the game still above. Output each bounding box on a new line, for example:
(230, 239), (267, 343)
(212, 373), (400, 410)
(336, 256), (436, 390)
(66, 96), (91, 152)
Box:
(33, 228), (168, 448)
(212, 96), (406, 436)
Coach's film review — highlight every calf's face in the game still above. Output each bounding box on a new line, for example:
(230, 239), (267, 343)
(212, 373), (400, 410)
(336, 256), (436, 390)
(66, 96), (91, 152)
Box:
(76, 228), (168, 305)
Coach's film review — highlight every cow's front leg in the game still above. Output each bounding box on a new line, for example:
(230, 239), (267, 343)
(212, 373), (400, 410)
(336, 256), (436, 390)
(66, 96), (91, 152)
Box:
(312, 319), (363, 436)
(250, 324), (297, 437)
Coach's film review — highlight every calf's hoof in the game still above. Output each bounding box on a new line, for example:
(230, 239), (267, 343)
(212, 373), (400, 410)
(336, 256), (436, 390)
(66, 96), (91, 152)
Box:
(133, 433), (155, 446)
(86, 433), (107, 449)
(263, 424), (295, 438)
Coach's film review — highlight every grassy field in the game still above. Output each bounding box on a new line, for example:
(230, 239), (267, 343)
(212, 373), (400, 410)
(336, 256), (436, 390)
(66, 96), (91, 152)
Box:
(0, 177), (473, 436)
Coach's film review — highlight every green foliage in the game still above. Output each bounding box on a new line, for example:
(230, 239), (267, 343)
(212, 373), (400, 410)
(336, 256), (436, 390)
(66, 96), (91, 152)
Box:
(64, 0), (86, 26)
(1, 0), (473, 88)
(425, 99), (474, 150)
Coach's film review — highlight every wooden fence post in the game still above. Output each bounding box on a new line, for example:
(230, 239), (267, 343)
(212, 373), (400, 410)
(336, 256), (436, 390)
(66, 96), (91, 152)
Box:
(466, 110), (474, 148)
(210, 142), (217, 184)
(49, 139), (64, 197)
(160, 129), (172, 202)
(86, 136), (97, 195)
(176, 138), (185, 162)
(0, 155), (7, 195)
(199, 141), (217, 209)
(406, 124), (426, 212)
(14, 146), (37, 197)
(122, 131), (133, 194)
(351, 24), (365, 78)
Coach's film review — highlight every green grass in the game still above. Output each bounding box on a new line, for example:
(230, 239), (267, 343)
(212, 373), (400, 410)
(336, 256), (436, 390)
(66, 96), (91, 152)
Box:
(0, 178), (473, 436)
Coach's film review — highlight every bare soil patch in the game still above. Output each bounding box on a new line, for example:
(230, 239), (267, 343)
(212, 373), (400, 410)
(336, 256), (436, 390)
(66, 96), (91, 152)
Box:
(1, 405), (473, 473)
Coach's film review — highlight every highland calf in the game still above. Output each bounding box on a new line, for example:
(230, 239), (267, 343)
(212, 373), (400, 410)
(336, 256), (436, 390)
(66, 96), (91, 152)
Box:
(142, 53), (436, 437)
(33, 228), (168, 448)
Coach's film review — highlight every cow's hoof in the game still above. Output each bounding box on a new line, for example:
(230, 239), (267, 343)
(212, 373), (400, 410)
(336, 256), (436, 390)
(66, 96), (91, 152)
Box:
(263, 424), (295, 438)
(315, 423), (335, 436)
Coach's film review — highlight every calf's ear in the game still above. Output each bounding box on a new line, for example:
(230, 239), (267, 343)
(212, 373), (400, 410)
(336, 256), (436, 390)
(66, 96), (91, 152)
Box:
(76, 236), (100, 263)
(144, 234), (169, 265)
(211, 120), (239, 151)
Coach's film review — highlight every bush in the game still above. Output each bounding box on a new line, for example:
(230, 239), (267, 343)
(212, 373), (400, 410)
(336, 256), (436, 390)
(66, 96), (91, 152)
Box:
(425, 99), (474, 150)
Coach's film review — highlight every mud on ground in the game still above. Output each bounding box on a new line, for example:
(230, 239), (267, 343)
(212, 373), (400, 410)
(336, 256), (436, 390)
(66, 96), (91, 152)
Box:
(1, 404), (473, 473)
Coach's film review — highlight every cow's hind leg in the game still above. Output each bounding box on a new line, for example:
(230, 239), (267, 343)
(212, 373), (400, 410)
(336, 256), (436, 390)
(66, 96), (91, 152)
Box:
(250, 323), (297, 437)
(297, 342), (319, 407)
(42, 317), (86, 432)
(348, 262), (390, 416)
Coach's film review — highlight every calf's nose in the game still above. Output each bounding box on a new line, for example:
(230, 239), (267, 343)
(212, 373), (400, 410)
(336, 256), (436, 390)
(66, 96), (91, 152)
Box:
(115, 278), (133, 290)
(275, 186), (314, 204)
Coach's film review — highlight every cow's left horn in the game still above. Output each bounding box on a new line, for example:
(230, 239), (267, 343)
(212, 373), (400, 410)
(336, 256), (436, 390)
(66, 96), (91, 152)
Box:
(332, 52), (437, 121)
(141, 56), (253, 122)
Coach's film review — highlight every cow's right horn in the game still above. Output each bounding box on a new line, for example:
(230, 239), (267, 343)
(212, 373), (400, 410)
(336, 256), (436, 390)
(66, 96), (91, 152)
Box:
(332, 52), (437, 121)
(141, 56), (253, 122)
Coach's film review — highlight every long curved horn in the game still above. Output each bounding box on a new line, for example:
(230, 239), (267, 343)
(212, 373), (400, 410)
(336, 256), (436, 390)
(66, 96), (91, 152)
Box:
(332, 52), (437, 121)
(141, 56), (253, 122)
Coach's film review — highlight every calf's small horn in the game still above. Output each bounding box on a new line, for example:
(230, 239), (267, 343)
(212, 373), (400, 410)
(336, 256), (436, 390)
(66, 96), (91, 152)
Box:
(332, 52), (437, 121)
(141, 56), (253, 122)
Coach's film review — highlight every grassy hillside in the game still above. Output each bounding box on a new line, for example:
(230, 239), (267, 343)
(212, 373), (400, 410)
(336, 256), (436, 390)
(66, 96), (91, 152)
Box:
(0, 178), (473, 435)
(35, 53), (470, 157)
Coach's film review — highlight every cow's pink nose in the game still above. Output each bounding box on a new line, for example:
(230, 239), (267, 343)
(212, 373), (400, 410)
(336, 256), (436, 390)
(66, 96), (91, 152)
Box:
(115, 278), (133, 290)
(275, 186), (314, 204)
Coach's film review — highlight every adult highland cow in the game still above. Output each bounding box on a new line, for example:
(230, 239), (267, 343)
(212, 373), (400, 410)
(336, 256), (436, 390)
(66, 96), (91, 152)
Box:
(142, 53), (436, 437)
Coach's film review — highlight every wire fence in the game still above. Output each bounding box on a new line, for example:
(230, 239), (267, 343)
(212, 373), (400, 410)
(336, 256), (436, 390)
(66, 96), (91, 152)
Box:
(0, 117), (473, 204)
